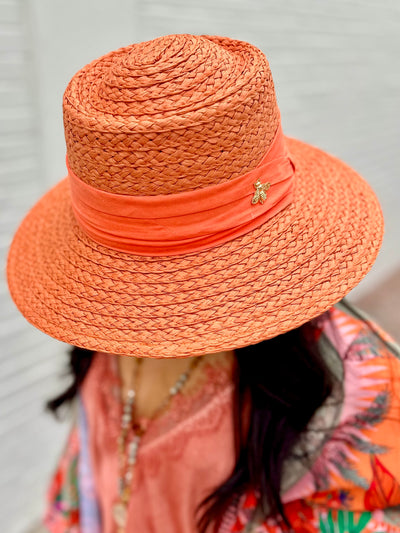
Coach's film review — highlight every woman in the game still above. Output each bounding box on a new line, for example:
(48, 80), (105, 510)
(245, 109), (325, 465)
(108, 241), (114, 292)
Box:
(6, 34), (400, 532)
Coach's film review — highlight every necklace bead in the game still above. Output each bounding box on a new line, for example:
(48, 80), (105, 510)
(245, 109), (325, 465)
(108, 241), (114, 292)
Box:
(113, 357), (201, 533)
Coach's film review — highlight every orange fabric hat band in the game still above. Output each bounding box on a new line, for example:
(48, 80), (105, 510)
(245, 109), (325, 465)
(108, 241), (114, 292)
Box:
(68, 123), (295, 256)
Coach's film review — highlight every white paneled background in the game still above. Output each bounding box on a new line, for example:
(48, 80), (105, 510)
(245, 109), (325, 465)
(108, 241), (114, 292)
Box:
(1, 1), (399, 532)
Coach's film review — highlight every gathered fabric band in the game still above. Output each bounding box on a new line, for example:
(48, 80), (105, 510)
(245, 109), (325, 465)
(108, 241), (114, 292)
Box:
(68, 124), (295, 256)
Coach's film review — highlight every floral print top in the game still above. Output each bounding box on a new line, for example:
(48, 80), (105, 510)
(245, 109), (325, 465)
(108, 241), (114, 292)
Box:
(43, 300), (400, 533)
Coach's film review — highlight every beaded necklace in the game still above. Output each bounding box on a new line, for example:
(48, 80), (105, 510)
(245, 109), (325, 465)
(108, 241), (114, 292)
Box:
(112, 356), (201, 533)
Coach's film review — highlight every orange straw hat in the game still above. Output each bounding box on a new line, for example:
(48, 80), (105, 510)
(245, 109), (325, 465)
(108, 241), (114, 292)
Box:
(7, 34), (383, 358)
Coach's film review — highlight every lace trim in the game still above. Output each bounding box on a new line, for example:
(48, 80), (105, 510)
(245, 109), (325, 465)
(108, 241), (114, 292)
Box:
(140, 385), (234, 477)
(82, 350), (235, 457)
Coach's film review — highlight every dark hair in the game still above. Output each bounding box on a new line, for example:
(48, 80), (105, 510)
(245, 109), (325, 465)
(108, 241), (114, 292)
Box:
(46, 346), (95, 416)
(46, 319), (337, 531)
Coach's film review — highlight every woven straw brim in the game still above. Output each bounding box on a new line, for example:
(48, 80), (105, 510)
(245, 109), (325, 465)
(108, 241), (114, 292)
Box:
(7, 137), (383, 358)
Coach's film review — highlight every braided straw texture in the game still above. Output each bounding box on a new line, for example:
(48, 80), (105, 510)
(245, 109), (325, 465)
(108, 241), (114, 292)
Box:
(63, 34), (279, 195)
(7, 34), (384, 357)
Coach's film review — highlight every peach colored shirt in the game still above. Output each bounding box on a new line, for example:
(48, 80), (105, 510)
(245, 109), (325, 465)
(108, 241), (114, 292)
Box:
(80, 352), (236, 533)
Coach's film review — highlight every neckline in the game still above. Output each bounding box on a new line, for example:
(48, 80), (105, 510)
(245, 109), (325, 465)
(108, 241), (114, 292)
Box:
(94, 350), (236, 445)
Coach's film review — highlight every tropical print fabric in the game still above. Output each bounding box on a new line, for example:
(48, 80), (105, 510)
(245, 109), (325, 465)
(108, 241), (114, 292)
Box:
(43, 397), (101, 533)
(43, 300), (400, 532)
(43, 423), (80, 532)
(220, 301), (400, 532)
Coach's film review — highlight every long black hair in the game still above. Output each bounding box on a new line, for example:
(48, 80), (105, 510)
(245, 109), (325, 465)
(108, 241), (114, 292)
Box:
(46, 316), (338, 531)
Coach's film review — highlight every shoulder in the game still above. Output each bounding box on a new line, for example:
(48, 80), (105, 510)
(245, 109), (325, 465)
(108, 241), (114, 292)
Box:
(313, 298), (400, 364)
(218, 301), (400, 532)
(301, 301), (400, 516)
(311, 299), (400, 466)
(309, 299), (400, 431)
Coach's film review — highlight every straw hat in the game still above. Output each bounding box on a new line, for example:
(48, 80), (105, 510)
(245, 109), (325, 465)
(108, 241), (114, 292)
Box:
(7, 34), (383, 358)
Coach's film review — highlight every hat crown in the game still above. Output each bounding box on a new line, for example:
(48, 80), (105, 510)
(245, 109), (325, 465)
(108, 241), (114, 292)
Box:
(63, 34), (280, 196)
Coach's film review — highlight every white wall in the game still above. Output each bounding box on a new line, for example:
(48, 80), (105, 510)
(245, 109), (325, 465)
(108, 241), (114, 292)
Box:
(1, 1), (399, 532)
(1, 1), (137, 532)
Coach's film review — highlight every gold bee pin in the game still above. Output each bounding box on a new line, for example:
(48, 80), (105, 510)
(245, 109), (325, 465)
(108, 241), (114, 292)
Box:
(251, 180), (271, 205)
